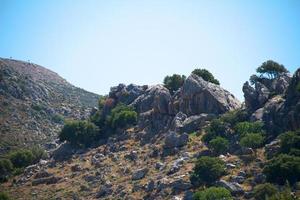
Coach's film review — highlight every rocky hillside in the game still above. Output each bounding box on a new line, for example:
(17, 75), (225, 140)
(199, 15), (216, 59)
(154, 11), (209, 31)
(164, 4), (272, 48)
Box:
(0, 61), (299, 200)
(0, 58), (99, 154)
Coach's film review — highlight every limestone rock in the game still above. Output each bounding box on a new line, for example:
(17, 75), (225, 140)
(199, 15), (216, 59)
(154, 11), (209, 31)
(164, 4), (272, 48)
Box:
(178, 74), (241, 115)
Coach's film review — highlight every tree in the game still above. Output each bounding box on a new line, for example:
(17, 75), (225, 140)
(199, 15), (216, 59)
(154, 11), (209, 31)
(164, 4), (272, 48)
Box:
(208, 137), (229, 155)
(193, 187), (232, 200)
(263, 154), (300, 185)
(190, 156), (225, 186)
(256, 60), (288, 79)
(240, 133), (264, 149)
(192, 68), (220, 85)
(59, 120), (100, 147)
(163, 74), (186, 94)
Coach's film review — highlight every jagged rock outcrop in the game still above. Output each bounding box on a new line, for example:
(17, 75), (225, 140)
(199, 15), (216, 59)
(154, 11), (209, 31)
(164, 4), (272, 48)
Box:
(243, 73), (291, 112)
(108, 74), (241, 135)
(177, 74), (241, 115)
(280, 68), (300, 130)
(243, 70), (300, 134)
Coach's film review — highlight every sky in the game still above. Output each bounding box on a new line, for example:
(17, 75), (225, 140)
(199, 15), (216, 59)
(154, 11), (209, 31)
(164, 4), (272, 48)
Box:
(1, 0), (300, 100)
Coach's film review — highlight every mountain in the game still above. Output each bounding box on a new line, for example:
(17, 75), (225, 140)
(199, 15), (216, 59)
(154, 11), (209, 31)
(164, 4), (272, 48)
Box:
(0, 60), (299, 200)
(0, 58), (100, 154)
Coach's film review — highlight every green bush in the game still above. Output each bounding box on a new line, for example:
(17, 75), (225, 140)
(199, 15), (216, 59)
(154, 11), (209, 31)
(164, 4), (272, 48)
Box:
(51, 114), (64, 124)
(279, 131), (300, 155)
(234, 121), (264, 137)
(0, 159), (13, 182)
(59, 120), (100, 147)
(192, 68), (220, 85)
(0, 192), (11, 200)
(8, 149), (34, 168)
(190, 156), (225, 186)
(208, 137), (229, 155)
(107, 104), (137, 129)
(240, 133), (264, 149)
(263, 154), (300, 185)
(163, 74), (186, 94)
(202, 119), (228, 143)
(193, 187), (232, 200)
(253, 183), (278, 200)
(30, 146), (47, 163)
(220, 109), (248, 126)
(254, 183), (295, 200)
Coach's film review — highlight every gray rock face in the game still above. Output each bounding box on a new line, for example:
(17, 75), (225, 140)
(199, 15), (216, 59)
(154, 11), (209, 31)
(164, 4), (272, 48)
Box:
(51, 143), (74, 161)
(170, 179), (192, 191)
(109, 84), (146, 105)
(178, 74), (241, 115)
(180, 114), (215, 133)
(96, 182), (113, 198)
(164, 132), (189, 149)
(131, 85), (171, 114)
(217, 180), (244, 196)
(132, 168), (149, 180)
(265, 139), (280, 159)
(243, 73), (291, 112)
(280, 68), (300, 131)
(32, 176), (62, 186)
(243, 81), (270, 111)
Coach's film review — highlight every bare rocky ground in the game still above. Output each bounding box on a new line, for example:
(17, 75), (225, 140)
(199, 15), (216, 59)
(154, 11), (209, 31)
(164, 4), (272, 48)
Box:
(1, 127), (269, 200)
(0, 58), (99, 154)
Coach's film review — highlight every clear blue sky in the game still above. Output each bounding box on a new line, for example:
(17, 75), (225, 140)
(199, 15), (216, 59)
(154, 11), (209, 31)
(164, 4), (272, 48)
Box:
(1, 0), (300, 100)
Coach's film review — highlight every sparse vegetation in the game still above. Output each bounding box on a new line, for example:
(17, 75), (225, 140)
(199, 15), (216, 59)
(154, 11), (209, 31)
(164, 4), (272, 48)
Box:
(253, 183), (278, 200)
(193, 187), (232, 200)
(0, 159), (13, 182)
(192, 68), (220, 85)
(0, 192), (11, 200)
(190, 156), (225, 186)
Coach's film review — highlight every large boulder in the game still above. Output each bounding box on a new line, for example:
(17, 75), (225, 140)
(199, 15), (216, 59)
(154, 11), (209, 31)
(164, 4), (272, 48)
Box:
(178, 74), (241, 115)
(131, 84), (171, 114)
(243, 81), (270, 111)
(164, 131), (189, 149)
(216, 180), (244, 196)
(180, 114), (215, 133)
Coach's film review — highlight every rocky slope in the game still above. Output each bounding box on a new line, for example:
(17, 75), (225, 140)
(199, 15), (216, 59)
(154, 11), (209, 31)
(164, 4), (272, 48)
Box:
(1, 61), (299, 200)
(0, 58), (99, 154)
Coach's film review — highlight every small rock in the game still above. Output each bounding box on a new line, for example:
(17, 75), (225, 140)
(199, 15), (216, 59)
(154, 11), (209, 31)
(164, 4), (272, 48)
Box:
(155, 162), (165, 170)
(226, 163), (236, 169)
(132, 168), (149, 180)
(71, 164), (82, 172)
(231, 175), (245, 184)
